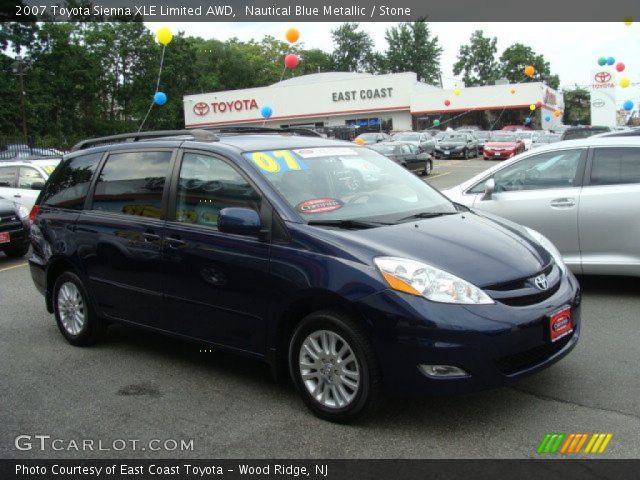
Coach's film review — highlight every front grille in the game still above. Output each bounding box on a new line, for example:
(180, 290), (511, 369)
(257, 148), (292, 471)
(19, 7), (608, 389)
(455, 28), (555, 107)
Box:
(485, 264), (560, 307)
(494, 334), (572, 375)
(0, 214), (22, 233)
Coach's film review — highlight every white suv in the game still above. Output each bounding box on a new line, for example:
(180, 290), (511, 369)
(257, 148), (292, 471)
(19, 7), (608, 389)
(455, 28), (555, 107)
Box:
(0, 159), (60, 209)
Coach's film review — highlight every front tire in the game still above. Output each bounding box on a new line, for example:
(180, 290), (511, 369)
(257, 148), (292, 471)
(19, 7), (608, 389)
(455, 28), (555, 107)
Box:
(289, 310), (382, 422)
(423, 160), (433, 176)
(463, 148), (469, 160)
(53, 272), (106, 346)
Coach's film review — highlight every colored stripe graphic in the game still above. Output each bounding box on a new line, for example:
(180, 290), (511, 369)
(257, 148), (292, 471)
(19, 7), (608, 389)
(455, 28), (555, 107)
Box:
(540, 433), (613, 454)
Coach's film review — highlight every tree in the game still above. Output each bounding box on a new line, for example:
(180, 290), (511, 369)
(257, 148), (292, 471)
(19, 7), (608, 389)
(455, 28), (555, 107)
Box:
(453, 30), (499, 86)
(385, 21), (442, 85)
(562, 87), (590, 125)
(330, 23), (377, 73)
(499, 43), (560, 89)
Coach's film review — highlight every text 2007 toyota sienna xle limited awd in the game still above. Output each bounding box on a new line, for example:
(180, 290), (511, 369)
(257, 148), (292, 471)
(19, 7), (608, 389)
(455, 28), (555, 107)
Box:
(28, 128), (581, 422)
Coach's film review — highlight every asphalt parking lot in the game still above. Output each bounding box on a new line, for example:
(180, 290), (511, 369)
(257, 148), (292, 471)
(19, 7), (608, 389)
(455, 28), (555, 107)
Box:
(1, 157), (638, 459)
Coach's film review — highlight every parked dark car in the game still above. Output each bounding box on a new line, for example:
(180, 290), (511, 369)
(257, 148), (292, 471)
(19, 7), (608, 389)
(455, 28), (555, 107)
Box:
(561, 126), (611, 141)
(368, 141), (433, 176)
(391, 131), (436, 154)
(434, 132), (479, 159)
(0, 198), (30, 257)
(483, 133), (526, 160)
(354, 132), (390, 145)
(29, 128), (581, 422)
(472, 131), (492, 151)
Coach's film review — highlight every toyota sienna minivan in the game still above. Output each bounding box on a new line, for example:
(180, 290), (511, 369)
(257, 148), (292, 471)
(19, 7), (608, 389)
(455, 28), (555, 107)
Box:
(29, 128), (581, 422)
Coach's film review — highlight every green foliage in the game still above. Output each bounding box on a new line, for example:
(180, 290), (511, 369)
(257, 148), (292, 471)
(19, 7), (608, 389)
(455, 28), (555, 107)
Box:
(453, 30), (499, 87)
(500, 43), (560, 89)
(384, 21), (442, 85)
(563, 87), (590, 125)
(330, 23), (378, 73)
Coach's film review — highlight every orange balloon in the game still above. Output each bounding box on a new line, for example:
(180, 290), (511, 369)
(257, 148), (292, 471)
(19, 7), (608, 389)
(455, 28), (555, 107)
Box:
(354, 137), (365, 145)
(553, 110), (562, 118)
(510, 88), (516, 94)
(285, 28), (300, 44)
(524, 65), (535, 77)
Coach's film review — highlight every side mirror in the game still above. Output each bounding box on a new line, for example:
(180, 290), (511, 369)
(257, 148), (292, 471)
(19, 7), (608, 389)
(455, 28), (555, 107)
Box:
(218, 207), (262, 236)
(481, 178), (495, 201)
(31, 181), (45, 190)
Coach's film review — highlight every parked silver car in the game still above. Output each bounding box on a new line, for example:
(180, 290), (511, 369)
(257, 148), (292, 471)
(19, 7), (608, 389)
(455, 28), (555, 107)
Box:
(443, 137), (640, 276)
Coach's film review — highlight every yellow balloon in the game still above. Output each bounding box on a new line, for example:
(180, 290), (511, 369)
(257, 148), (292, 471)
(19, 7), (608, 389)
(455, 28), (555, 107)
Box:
(554, 110), (562, 118)
(285, 28), (300, 44)
(624, 17), (633, 26)
(510, 88), (516, 94)
(620, 77), (631, 88)
(529, 104), (536, 111)
(156, 27), (173, 46)
(453, 88), (461, 96)
(354, 137), (365, 145)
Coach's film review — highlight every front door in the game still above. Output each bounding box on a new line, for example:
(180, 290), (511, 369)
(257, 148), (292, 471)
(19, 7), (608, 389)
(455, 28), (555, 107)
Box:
(162, 150), (271, 354)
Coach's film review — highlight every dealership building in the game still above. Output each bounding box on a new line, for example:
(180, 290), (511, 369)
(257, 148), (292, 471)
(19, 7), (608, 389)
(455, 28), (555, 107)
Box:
(183, 71), (564, 132)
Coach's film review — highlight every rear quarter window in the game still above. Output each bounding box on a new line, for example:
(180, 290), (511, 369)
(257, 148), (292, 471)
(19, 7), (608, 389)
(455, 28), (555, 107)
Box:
(41, 153), (102, 210)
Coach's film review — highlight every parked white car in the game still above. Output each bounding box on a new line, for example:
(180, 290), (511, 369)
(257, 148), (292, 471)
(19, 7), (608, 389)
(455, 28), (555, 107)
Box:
(0, 159), (60, 209)
(443, 136), (640, 277)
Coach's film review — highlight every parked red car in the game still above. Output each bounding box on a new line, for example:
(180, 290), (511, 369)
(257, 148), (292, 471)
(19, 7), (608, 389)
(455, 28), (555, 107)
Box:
(483, 133), (525, 160)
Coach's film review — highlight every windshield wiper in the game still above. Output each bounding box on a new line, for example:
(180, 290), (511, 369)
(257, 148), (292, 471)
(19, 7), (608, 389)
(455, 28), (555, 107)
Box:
(396, 211), (458, 222)
(307, 219), (390, 229)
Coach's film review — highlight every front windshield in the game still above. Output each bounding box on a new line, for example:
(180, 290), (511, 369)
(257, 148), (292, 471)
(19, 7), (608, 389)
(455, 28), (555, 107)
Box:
(393, 133), (420, 141)
(243, 147), (456, 222)
(443, 134), (466, 141)
(490, 134), (517, 142)
(474, 132), (490, 139)
(368, 144), (396, 154)
(357, 133), (377, 140)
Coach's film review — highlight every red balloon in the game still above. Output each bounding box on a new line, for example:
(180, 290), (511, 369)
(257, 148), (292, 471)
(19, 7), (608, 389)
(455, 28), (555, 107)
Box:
(616, 62), (625, 72)
(444, 99), (451, 106)
(284, 53), (299, 69)
(536, 101), (542, 108)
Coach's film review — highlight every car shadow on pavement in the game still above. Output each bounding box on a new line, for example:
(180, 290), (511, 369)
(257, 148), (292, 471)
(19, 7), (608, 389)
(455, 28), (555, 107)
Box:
(577, 275), (640, 295)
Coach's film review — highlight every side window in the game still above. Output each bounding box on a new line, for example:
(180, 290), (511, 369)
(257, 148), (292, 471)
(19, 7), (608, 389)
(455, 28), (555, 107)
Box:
(18, 167), (44, 189)
(590, 147), (640, 185)
(0, 166), (16, 187)
(400, 144), (412, 155)
(175, 153), (261, 229)
(42, 153), (101, 210)
(91, 151), (172, 219)
(493, 149), (583, 192)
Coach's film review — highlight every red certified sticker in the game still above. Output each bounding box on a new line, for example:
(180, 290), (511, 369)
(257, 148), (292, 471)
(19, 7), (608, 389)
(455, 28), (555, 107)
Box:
(549, 307), (573, 343)
(297, 198), (343, 214)
(0, 232), (10, 244)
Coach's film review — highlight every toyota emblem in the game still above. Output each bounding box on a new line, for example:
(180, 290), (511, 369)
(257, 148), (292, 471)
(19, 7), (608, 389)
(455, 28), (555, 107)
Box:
(594, 71), (611, 83)
(534, 274), (549, 291)
(592, 99), (605, 108)
(193, 102), (210, 116)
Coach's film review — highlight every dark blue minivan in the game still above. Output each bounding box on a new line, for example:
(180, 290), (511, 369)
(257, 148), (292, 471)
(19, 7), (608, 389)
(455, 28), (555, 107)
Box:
(29, 128), (581, 422)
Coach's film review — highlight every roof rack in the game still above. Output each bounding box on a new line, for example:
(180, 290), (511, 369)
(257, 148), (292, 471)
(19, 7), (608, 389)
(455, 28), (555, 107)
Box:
(70, 129), (220, 152)
(201, 126), (323, 138)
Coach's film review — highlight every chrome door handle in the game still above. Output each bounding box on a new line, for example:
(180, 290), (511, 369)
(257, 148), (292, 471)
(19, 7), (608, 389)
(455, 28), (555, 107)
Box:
(550, 198), (575, 208)
(13, 194), (21, 198)
(166, 237), (187, 248)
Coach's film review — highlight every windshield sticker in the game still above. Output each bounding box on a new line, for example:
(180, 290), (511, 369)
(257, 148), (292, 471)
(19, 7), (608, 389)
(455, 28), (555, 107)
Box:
(293, 147), (357, 158)
(296, 198), (343, 214)
(248, 150), (309, 174)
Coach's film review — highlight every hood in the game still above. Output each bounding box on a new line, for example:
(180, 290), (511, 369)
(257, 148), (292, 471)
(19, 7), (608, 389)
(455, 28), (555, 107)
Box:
(485, 142), (517, 148)
(438, 141), (466, 147)
(299, 212), (551, 288)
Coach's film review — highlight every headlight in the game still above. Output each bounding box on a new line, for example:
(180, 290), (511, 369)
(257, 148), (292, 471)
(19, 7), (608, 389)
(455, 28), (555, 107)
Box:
(524, 227), (566, 273)
(16, 205), (29, 220)
(374, 256), (494, 304)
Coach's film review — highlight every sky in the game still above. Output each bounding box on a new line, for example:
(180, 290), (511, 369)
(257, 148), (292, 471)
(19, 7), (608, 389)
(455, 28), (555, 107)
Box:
(151, 22), (640, 109)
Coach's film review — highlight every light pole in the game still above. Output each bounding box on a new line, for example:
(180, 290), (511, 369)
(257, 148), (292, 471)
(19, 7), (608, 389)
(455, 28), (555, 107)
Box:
(12, 55), (28, 139)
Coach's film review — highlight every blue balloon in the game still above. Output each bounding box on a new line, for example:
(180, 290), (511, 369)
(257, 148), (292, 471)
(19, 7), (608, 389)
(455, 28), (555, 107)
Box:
(524, 117), (532, 124)
(606, 56), (615, 66)
(544, 115), (551, 122)
(260, 106), (273, 118)
(154, 91), (167, 106)
(623, 100), (634, 111)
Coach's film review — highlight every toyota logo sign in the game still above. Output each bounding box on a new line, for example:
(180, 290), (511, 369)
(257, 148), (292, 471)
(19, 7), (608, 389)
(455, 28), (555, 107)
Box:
(592, 98), (605, 108)
(193, 102), (210, 116)
(594, 71), (611, 83)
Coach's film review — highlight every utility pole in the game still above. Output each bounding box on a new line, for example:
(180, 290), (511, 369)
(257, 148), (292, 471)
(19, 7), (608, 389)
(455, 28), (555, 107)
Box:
(13, 56), (28, 140)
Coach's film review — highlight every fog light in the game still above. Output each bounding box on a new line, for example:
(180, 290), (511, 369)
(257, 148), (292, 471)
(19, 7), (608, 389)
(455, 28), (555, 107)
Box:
(419, 364), (469, 378)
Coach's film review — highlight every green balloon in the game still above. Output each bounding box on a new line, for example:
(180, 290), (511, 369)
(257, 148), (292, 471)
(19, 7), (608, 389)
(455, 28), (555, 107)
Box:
(597, 57), (607, 66)
(433, 119), (440, 126)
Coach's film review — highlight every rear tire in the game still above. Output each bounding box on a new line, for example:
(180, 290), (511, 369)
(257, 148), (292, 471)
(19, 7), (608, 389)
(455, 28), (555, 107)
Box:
(3, 243), (29, 258)
(423, 160), (433, 176)
(463, 148), (469, 160)
(53, 272), (106, 346)
(289, 310), (382, 422)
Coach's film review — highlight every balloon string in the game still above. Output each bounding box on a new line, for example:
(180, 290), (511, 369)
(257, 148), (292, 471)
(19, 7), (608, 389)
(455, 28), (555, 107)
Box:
(138, 44), (167, 132)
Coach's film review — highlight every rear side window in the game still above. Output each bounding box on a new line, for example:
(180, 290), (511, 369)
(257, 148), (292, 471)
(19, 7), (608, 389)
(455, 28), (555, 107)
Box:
(91, 151), (172, 219)
(590, 147), (640, 185)
(0, 166), (16, 187)
(18, 167), (45, 189)
(41, 153), (102, 210)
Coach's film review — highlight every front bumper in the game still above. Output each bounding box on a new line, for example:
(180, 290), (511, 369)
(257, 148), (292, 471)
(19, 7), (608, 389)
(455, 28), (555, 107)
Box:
(0, 218), (29, 250)
(484, 150), (515, 160)
(434, 148), (465, 158)
(356, 272), (582, 397)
